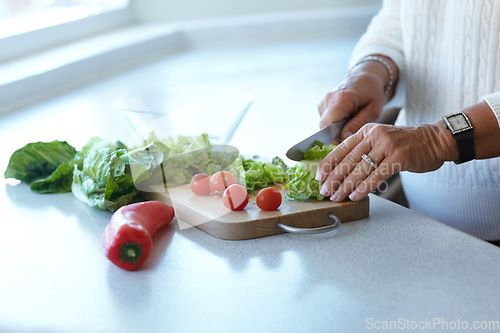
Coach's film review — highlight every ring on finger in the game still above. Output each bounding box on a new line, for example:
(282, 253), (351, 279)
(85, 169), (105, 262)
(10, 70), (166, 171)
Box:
(361, 154), (377, 169)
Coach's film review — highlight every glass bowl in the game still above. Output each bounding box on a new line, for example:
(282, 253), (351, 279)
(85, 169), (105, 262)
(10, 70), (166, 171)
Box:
(113, 86), (255, 146)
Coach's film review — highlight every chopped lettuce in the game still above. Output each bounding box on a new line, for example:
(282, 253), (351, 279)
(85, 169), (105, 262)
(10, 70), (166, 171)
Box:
(285, 161), (323, 201)
(240, 156), (288, 190)
(285, 141), (336, 201)
(4, 140), (76, 185)
(303, 141), (335, 161)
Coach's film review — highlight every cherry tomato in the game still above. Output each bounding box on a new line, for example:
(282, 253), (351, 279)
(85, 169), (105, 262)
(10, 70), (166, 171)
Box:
(210, 171), (237, 197)
(190, 173), (211, 195)
(222, 184), (249, 211)
(256, 187), (282, 211)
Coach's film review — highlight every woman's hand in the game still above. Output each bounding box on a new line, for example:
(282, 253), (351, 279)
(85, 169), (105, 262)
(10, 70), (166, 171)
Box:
(318, 56), (397, 140)
(315, 122), (457, 202)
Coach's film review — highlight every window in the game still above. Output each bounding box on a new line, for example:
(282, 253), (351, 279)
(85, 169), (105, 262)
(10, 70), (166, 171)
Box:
(0, 0), (129, 38)
(0, 0), (134, 63)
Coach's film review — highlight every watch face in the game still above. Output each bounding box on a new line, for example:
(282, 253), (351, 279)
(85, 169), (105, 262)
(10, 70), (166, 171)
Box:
(446, 113), (471, 133)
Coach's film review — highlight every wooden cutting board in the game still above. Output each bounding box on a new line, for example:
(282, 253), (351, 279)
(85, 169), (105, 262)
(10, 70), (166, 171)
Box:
(149, 184), (369, 240)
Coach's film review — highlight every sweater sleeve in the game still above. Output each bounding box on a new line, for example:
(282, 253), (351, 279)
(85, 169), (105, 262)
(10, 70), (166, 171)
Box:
(348, 0), (406, 107)
(483, 92), (500, 129)
(348, 0), (404, 70)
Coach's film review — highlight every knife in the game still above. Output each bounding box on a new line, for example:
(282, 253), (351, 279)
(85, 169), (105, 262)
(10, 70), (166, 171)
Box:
(286, 118), (348, 161)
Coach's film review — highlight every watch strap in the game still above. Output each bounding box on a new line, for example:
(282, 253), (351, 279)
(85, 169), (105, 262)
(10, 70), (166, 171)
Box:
(454, 129), (475, 164)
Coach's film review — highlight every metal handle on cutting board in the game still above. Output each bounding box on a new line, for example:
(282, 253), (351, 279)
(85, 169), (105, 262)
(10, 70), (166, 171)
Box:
(276, 214), (341, 234)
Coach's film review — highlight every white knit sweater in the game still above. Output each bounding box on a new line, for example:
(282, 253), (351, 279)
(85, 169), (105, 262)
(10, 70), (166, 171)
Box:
(349, 0), (500, 240)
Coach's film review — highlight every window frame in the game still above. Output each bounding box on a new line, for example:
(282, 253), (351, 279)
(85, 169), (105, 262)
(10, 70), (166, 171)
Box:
(0, 2), (136, 63)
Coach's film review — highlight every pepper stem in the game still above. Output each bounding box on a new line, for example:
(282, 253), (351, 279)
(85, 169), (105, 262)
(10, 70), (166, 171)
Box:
(120, 242), (143, 263)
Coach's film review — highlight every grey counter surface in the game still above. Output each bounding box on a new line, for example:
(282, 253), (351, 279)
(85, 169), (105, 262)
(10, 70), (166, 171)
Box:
(1, 37), (499, 333)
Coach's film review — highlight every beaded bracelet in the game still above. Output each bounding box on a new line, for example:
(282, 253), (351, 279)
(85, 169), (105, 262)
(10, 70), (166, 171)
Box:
(352, 55), (395, 97)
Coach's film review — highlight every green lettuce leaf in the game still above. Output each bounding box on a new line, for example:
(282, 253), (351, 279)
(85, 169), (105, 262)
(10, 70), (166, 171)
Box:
(30, 161), (75, 194)
(156, 134), (212, 186)
(240, 156), (288, 190)
(4, 140), (76, 184)
(303, 141), (335, 161)
(285, 161), (323, 201)
(125, 141), (170, 187)
(72, 146), (138, 212)
(73, 136), (127, 169)
(149, 133), (239, 187)
(5, 133), (247, 210)
(285, 142), (336, 201)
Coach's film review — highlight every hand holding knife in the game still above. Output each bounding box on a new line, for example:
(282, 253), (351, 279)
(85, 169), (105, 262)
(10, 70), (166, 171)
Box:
(286, 118), (348, 161)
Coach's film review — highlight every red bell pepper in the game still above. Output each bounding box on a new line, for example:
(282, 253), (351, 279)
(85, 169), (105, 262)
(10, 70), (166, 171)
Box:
(102, 201), (175, 271)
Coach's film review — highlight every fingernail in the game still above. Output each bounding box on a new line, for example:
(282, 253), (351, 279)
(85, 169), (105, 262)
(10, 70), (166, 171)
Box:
(320, 183), (330, 196)
(349, 191), (359, 201)
(330, 191), (339, 202)
(315, 170), (324, 182)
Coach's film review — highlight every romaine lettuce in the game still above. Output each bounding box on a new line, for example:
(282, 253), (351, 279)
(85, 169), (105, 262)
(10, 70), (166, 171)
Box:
(152, 133), (239, 187)
(72, 145), (138, 212)
(30, 161), (75, 194)
(125, 141), (170, 188)
(4, 140), (76, 185)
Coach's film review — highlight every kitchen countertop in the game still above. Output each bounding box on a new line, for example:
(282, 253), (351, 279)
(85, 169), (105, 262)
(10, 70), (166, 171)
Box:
(2, 38), (500, 333)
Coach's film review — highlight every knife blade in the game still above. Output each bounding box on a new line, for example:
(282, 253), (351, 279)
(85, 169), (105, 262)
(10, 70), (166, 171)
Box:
(286, 119), (348, 161)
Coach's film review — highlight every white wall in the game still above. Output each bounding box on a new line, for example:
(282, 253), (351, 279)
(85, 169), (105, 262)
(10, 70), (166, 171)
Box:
(132, 0), (382, 23)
